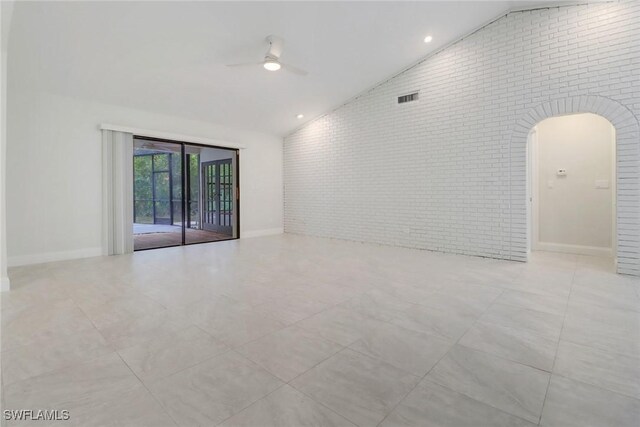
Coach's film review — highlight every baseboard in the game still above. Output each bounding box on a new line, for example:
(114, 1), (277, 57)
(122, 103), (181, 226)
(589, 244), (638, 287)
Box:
(535, 241), (613, 257)
(1, 276), (10, 292)
(241, 228), (284, 239)
(7, 247), (103, 267)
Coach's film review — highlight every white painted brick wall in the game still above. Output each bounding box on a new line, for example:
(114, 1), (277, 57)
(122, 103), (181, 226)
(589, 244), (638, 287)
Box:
(284, 1), (640, 275)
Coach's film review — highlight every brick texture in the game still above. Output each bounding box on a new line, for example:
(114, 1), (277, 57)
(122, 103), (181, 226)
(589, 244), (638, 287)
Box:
(284, 1), (640, 275)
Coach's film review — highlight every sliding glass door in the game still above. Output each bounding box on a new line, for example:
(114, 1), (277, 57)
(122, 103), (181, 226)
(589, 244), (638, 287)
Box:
(132, 138), (238, 251)
(185, 146), (238, 245)
(133, 140), (183, 250)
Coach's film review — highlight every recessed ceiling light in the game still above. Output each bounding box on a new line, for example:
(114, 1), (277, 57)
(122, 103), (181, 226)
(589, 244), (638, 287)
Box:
(424, 35), (433, 43)
(263, 60), (281, 71)
(296, 114), (304, 119)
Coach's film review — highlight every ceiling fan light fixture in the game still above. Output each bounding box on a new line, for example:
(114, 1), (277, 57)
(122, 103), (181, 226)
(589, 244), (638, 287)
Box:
(263, 60), (281, 71)
(226, 36), (307, 75)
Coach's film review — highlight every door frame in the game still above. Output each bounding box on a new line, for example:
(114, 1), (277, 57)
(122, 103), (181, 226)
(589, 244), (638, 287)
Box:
(527, 115), (616, 258)
(527, 128), (537, 254)
(133, 135), (240, 250)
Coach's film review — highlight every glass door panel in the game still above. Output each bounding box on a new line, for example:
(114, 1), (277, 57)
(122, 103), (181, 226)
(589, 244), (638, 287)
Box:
(185, 146), (237, 245)
(153, 170), (171, 224)
(133, 139), (183, 250)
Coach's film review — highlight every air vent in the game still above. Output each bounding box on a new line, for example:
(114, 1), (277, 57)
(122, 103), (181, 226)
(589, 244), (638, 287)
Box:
(397, 92), (419, 104)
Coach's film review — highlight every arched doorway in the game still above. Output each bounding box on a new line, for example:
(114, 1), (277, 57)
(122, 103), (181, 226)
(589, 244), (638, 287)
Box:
(528, 113), (616, 259)
(509, 96), (640, 276)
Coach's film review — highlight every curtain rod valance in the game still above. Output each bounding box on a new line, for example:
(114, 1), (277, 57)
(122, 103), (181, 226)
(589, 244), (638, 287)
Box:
(99, 124), (247, 150)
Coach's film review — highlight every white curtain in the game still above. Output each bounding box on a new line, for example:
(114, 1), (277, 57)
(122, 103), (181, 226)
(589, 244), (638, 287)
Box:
(102, 130), (134, 255)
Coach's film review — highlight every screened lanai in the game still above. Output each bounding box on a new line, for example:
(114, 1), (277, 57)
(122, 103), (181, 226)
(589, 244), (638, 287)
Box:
(133, 138), (237, 250)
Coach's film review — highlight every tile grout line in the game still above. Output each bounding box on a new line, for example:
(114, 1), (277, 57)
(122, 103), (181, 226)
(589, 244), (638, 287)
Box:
(235, 269), (552, 425)
(233, 317), (358, 424)
(114, 324), (233, 382)
(212, 382), (290, 427)
(536, 258), (579, 425)
(376, 286), (514, 427)
(374, 261), (580, 426)
(113, 351), (181, 427)
(211, 341), (356, 427)
(243, 272), (456, 425)
(550, 371), (640, 403)
(285, 346), (383, 427)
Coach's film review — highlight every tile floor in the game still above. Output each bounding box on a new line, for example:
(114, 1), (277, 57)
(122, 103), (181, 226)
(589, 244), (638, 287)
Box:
(2, 234), (639, 426)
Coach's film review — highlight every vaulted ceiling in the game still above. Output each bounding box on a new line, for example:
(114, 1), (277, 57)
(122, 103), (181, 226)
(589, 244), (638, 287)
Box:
(8, 1), (554, 136)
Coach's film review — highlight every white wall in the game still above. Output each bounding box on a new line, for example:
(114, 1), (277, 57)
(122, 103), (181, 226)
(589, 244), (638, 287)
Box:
(6, 90), (283, 266)
(284, 2), (640, 271)
(0, 1), (14, 289)
(535, 113), (614, 254)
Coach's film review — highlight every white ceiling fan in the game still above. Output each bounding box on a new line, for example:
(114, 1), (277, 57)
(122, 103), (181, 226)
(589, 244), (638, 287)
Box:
(226, 35), (308, 76)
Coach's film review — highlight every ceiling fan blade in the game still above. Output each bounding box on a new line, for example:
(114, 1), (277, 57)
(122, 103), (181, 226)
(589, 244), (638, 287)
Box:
(282, 63), (308, 76)
(226, 62), (262, 68)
